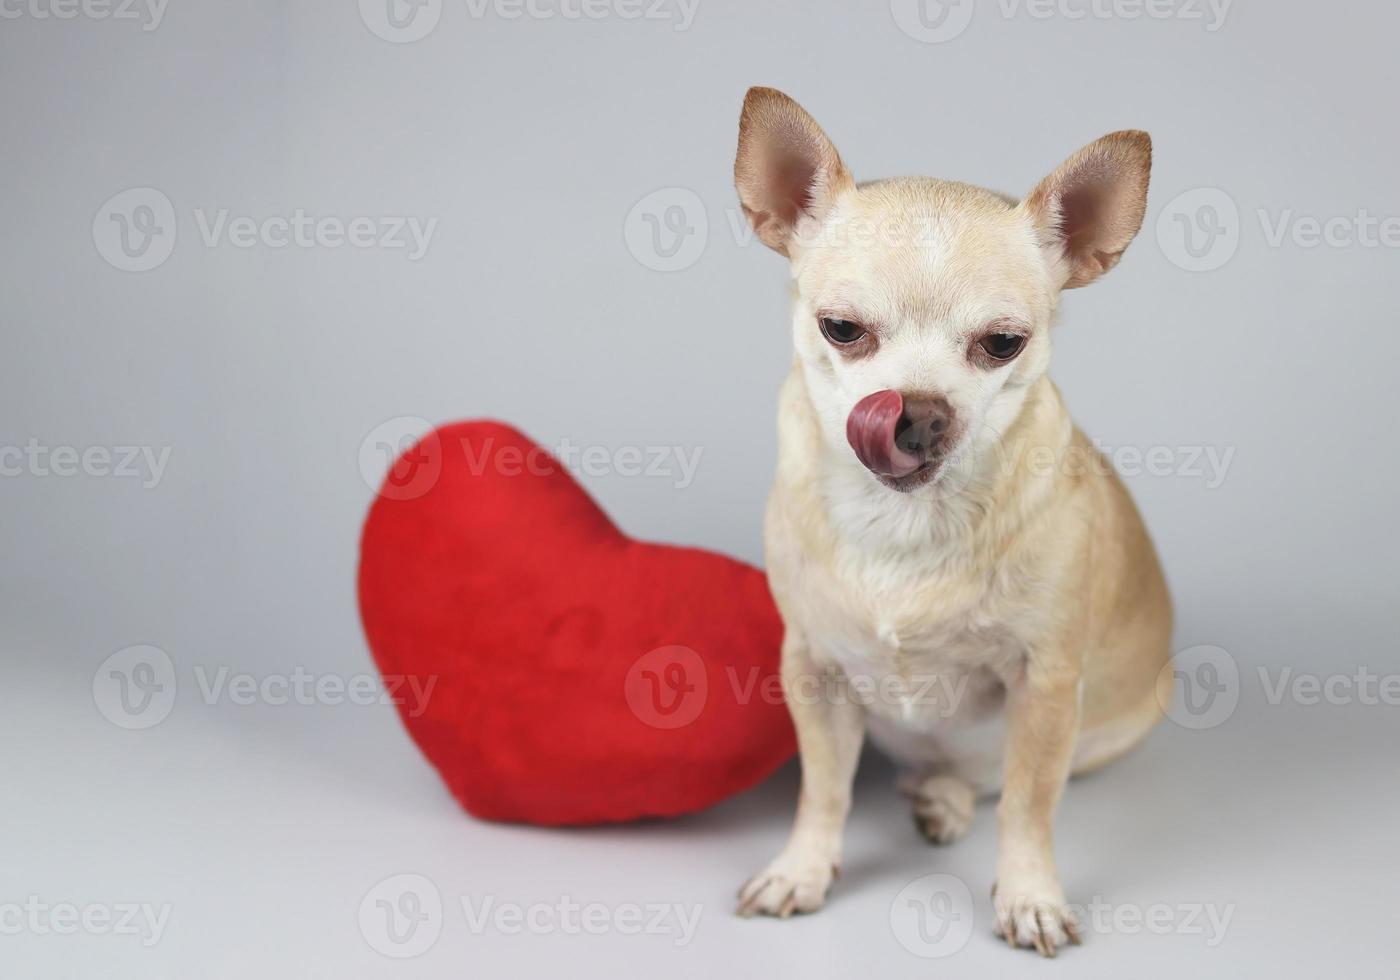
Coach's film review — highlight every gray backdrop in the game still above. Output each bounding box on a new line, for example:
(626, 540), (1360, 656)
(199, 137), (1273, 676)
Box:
(3, 1), (1397, 977)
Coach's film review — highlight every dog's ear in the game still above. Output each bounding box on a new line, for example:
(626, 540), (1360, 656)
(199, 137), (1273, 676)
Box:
(734, 87), (854, 256)
(1022, 131), (1152, 289)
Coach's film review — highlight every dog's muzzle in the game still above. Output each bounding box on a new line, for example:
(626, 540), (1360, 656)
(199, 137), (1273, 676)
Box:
(845, 389), (955, 478)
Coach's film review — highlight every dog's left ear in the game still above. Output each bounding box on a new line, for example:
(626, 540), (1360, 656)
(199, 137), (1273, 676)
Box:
(1021, 131), (1152, 289)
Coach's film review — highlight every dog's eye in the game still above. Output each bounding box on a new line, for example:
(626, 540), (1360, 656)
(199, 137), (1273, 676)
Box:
(978, 333), (1026, 362)
(819, 317), (867, 346)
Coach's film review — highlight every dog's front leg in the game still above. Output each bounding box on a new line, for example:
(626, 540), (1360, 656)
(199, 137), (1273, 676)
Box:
(737, 632), (864, 918)
(993, 656), (1084, 956)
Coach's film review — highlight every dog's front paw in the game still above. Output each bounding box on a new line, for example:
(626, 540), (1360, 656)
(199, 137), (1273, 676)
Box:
(736, 851), (837, 918)
(992, 879), (1083, 957)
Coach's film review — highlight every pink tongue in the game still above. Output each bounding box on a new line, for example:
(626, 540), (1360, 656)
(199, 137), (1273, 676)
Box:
(846, 390), (922, 477)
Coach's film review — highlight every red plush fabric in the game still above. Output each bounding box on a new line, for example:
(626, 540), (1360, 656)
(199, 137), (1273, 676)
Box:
(357, 420), (794, 825)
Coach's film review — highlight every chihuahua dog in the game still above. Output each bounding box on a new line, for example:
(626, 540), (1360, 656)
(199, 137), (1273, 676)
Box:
(732, 88), (1172, 956)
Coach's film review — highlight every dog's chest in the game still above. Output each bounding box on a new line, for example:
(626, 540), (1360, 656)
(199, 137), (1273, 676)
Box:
(793, 554), (1020, 730)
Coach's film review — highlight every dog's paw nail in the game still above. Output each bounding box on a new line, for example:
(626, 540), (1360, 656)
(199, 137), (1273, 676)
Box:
(993, 881), (1081, 957)
(734, 857), (834, 918)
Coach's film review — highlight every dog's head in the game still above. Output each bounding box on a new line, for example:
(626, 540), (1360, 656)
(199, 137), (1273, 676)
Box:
(734, 87), (1151, 493)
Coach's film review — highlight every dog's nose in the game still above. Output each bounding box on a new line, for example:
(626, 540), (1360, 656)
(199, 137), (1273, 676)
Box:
(894, 394), (954, 459)
(846, 390), (956, 478)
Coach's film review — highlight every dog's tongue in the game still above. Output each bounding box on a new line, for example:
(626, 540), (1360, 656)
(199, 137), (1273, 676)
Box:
(846, 390), (922, 478)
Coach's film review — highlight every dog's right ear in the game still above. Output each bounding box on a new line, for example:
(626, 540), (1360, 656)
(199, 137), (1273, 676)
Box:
(734, 87), (853, 256)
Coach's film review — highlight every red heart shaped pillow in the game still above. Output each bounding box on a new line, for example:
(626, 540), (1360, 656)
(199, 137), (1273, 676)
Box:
(357, 421), (794, 825)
